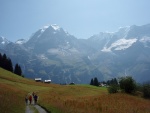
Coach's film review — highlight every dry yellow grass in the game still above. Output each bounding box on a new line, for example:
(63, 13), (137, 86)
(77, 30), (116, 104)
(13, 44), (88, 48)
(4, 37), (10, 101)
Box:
(39, 87), (150, 113)
(0, 68), (150, 113)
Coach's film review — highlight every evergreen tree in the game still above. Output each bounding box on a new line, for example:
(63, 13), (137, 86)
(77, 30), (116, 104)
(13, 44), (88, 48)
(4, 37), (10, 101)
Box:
(106, 78), (118, 85)
(0, 53), (22, 75)
(107, 80), (111, 85)
(14, 64), (18, 75)
(7, 58), (13, 72)
(90, 78), (94, 85)
(18, 65), (22, 76)
(0, 53), (13, 72)
(2, 54), (7, 69)
(93, 77), (99, 86)
(14, 64), (22, 76)
(112, 78), (118, 85)
(0, 53), (2, 67)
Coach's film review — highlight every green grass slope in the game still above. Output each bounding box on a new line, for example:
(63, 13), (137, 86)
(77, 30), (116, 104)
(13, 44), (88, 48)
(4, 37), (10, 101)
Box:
(0, 68), (150, 113)
(0, 68), (51, 113)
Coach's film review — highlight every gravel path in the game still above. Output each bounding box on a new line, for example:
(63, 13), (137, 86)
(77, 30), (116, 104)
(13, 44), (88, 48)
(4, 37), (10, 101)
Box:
(25, 93), (48, 113)
(25, 106), (34, 113)
(34, 105), (47, 113)
(25, 105), (48, 113)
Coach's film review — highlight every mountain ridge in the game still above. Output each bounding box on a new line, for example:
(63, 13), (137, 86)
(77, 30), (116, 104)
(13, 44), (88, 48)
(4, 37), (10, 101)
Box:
(1, 23), (150, 83)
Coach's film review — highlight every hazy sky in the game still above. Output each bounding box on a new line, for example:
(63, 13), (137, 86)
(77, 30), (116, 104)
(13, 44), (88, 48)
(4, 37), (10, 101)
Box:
(0, 0), (150, 42)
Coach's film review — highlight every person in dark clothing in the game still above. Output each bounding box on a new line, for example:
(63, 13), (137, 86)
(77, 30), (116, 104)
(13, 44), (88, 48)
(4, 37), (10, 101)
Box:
(25, 95), (28, 105)
(32, 92), (35, 97)
(34, 94), (38, 105)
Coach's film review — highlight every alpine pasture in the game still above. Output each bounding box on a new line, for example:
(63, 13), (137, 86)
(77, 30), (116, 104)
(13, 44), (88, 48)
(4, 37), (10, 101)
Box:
(0, 68), (150, 113)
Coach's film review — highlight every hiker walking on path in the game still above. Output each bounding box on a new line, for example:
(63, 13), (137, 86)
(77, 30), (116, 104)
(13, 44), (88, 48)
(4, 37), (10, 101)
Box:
(29, 94), (32, 104)
(25, 95), (28, 105)
(34, 94), (38, 105)
(32, 92), (35, 97)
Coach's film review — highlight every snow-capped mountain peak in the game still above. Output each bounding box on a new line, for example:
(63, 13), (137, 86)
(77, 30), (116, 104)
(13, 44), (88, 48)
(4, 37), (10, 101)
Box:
(0, 36), (10, 49)
(51, 24), (60, 31)
(0, 36), (10, 45)
(37, 24), (62, 37)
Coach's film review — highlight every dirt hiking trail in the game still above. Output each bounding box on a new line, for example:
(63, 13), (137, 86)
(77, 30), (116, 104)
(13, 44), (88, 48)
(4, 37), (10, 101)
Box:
(25, 104), (48, 113)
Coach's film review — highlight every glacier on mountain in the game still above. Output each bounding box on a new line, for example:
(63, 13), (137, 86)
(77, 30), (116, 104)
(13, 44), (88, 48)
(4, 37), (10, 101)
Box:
(101, 38), (137, 52)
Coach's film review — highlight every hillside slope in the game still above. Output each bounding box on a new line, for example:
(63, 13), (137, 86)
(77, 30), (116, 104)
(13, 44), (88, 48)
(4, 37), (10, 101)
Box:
(1, 68), (150, 113)
(0, 68), (51, 113)
(0, 68), (107, 113)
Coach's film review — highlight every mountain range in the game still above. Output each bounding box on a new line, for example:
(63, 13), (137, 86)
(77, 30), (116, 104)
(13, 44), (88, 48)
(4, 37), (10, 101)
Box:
(1, 24), (150, 84)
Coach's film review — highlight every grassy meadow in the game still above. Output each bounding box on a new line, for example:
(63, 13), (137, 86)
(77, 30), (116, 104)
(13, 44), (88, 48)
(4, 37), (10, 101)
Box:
(0, 68), (150, 113)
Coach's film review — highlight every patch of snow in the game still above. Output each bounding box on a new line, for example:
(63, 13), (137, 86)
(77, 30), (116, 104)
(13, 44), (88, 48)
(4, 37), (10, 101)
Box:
(64, 29), (71, 36)
(139, 36), (150, 43)
(15, 39), (26, 44)
(104, 31), (115, 34)
(112, 38), (137, 50)
(101, 47), (111, 52)
(139, 36), (150, 47)
(16, 41), (23, 44)
(88, 56), (91, 60)
(0, 36), (10, 45)
(37, 25), (50, 38)
(101, 38), (137, 52)
(47, 48), (67, 56)
(1, 41), (5, 44)
(118, 26), (130, 30)
(40, 25), (49, 33)
(51, 24), (60, 31)
(27, 59), (37, 62)
(37, 54), (47, 59)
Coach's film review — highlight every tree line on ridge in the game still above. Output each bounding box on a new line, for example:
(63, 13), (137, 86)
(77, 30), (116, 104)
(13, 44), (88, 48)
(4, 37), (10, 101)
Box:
(0, 53), (22, 77)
